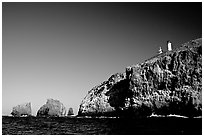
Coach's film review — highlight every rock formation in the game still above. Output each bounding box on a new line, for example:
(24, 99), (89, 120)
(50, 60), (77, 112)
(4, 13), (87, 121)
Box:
(78, 73), (125, 116)
(78, 38), (202, 118)
(37, 99), (66, 117)
(67, 107), (74, 116)
(11, 102), (32, 117)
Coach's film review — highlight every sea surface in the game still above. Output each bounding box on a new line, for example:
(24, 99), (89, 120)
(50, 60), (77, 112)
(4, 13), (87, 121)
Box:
(2, 116), (202, 135)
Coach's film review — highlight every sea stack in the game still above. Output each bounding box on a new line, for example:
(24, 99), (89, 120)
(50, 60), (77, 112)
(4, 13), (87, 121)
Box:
(78, 38), (202, 118)
(11, 102), (32, 117)
(67, 108), (74, 116)
(37, 99), (66, 117)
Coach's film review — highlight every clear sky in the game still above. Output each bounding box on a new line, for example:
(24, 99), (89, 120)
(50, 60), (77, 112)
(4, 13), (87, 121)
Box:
(2, 2), (202, 116)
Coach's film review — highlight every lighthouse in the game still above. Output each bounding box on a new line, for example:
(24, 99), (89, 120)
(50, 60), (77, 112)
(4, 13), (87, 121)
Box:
(167, 40), (172, 51)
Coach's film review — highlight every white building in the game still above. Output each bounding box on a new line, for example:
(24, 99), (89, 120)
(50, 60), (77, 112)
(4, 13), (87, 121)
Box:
(158, 46), (163, 54)
(167, 40), (172, 51)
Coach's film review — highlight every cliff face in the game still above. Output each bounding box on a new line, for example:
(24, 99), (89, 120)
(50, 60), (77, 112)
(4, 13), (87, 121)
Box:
(37, 99), (66, 117)
(78, 73), (126, 116)
(11, 102), (32, 117)
(78, 38), (202, 118)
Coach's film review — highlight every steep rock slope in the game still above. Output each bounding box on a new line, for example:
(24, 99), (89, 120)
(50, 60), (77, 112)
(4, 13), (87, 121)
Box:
(78, 73), (126, 116)
(78, 38), (202, 118)
(11, 102), (32, 117)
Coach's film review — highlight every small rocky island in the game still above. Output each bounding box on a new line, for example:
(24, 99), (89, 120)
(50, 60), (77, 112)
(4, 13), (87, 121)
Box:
(67, 107), (74, 116)
(78, 38), (202, 118)
(37, 99), (66, 117)
(11, 102), (32, 117)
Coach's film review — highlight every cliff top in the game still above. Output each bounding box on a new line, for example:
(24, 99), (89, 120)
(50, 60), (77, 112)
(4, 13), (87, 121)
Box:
(143, 38), (202, 65)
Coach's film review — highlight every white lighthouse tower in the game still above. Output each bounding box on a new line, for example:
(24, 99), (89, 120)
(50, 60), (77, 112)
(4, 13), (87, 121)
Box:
(167, 40), (172, 51)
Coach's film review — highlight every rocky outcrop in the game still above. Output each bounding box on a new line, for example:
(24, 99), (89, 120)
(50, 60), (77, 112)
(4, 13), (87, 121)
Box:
(78, 38), (202, 118)
(78, 73), (125, 116)
(37, 99), (66, 117)
(11, 102), (32, 117)
(67, 108), (74, 116)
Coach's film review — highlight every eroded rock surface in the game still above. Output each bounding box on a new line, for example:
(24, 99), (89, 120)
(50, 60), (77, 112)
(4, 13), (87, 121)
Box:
(37, 99), (66, 117)
(79, 38), (202, 118)
(11, 102), (32, 117)
(78, 73), (126, 116)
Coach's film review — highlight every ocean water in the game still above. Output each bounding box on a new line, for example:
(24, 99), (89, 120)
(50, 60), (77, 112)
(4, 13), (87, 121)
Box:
(2, 116), (202, 135)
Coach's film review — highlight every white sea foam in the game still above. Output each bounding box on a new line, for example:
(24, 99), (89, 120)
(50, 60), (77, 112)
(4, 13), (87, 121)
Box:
(149, 113), (192, 118)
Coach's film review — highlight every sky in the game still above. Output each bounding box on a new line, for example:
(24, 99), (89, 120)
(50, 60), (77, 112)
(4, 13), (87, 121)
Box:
(2, 2), (202, 116)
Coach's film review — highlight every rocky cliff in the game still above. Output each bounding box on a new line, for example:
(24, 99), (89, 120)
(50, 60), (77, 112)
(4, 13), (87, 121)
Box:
(11, 102), (32, 117)
(37, 99), (66, 117)
(78, 38), (202, 118)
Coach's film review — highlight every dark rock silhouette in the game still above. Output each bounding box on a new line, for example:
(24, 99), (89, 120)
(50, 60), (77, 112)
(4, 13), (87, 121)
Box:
(37, 99), (66, 117)
(11, 102), (32, 117)
(67, 108), (74, 116)
(78, 38), (202, 118)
